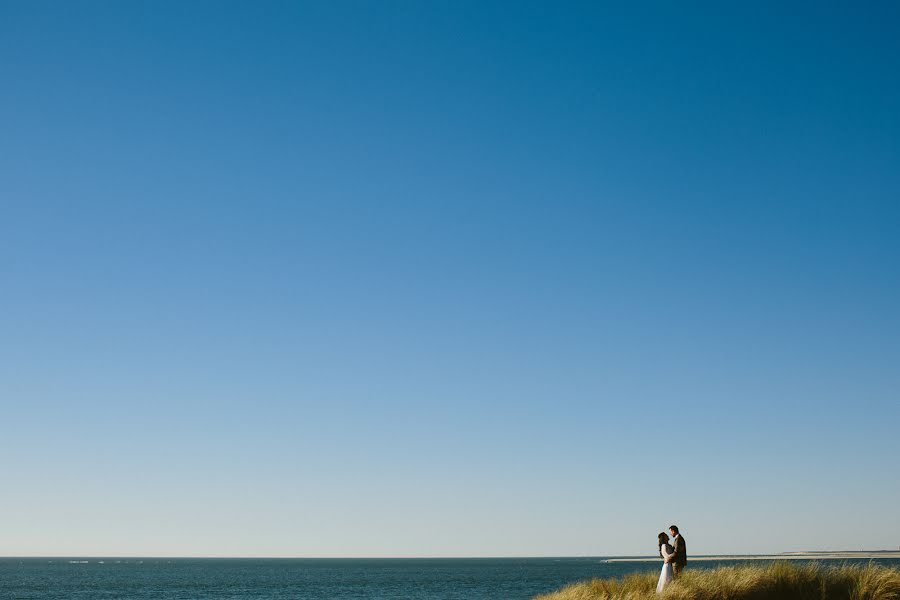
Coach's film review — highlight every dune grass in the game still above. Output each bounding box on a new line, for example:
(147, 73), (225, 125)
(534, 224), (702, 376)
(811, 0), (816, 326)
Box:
(534, 562), (900, 600)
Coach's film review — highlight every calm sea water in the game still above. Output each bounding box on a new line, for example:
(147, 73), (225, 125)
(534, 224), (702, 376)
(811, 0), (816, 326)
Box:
(3, 557), (900, 600)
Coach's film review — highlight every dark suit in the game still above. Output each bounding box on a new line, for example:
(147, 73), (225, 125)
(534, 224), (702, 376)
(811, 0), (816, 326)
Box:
(671, 534), (687, 577)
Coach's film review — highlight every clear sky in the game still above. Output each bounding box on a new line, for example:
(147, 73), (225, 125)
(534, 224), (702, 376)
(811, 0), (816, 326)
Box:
(1, 1), (899, 557)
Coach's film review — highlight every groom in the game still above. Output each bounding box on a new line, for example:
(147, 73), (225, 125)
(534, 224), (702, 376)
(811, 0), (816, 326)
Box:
(665, 525), (687, 577)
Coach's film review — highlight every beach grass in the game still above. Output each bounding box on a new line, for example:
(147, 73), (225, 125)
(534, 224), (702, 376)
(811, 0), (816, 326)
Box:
(534, 561), (900, 600)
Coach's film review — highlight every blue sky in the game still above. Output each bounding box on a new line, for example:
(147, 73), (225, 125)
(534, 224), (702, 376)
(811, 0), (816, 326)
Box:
(1, 1), (898, 557)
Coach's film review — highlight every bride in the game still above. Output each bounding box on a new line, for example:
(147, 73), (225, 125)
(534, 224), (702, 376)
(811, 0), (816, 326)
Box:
(656, 532), (675, 593)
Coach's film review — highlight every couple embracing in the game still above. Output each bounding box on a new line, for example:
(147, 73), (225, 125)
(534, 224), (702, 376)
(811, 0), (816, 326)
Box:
(656, 525), (686, 593)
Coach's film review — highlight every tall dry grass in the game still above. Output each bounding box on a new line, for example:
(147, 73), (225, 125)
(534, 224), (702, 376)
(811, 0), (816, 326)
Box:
(534, 562), (900, 600)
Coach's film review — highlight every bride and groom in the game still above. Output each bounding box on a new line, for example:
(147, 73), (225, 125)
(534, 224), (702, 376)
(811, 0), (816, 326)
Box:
(656, 525), (686, 593)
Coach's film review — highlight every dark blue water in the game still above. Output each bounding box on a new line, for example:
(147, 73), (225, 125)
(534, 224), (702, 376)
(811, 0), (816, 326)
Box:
(3, 557), (900, 600)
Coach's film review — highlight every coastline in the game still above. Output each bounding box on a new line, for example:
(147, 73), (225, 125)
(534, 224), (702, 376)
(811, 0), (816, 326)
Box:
(602, 551), (900, 563)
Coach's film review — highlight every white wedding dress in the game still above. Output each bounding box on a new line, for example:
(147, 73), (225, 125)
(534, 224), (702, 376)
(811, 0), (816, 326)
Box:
(657, 543), (674, 593)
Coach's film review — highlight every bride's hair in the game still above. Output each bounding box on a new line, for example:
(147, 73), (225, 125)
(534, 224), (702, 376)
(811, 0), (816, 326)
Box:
(657, 532), (668, 556)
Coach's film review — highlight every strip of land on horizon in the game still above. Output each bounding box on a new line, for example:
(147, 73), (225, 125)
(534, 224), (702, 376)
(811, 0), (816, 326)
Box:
(602, 551), (900, 562)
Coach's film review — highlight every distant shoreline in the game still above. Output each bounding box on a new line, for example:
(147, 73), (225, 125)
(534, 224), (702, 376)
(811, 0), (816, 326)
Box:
(603, 551), (900, 563)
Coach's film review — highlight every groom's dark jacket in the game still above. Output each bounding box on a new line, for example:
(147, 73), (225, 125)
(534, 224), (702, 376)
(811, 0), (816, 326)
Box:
(672, 535), (687, 566)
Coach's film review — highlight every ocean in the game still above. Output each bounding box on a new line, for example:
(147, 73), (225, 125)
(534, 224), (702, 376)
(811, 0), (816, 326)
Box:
(4, 557), (900, 599)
